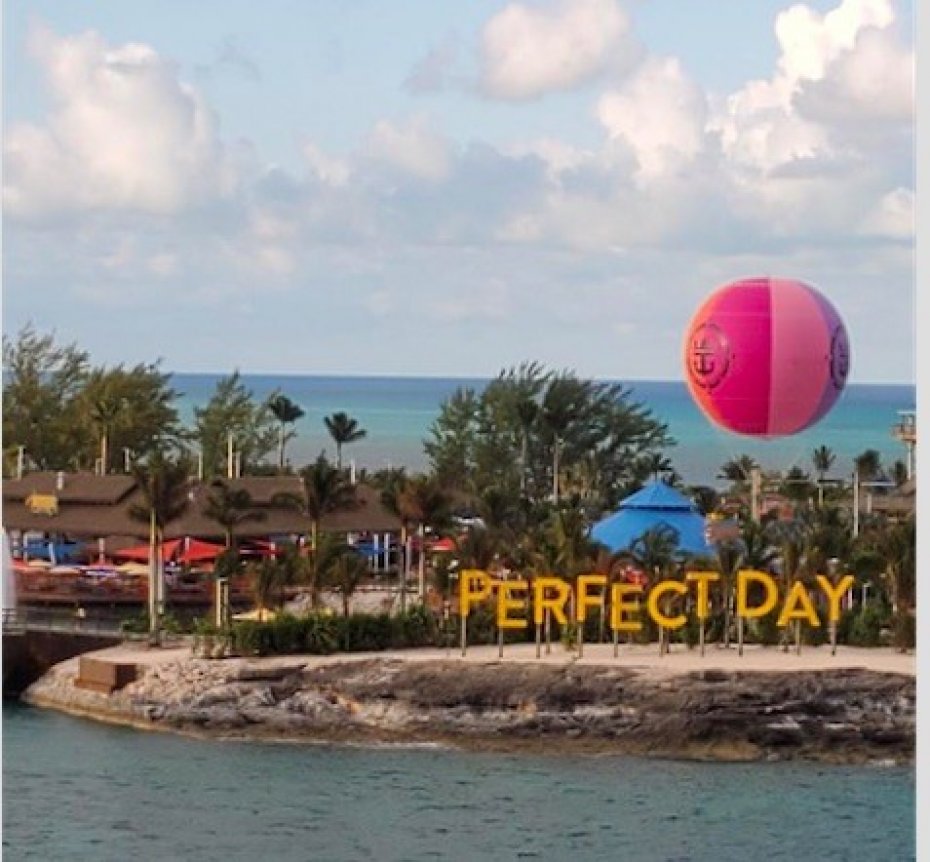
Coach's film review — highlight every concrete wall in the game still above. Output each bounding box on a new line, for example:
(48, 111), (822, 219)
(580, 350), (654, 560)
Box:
(3, 631), (121, 698)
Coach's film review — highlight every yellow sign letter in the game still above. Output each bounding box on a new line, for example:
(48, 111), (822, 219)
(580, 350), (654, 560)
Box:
(533, 576), (571, 626)
(736, 570), (778, 619)
(609, 583), (643, 633)
(575, 574), (608, 622)
(459, 570), (492, 617)
(686, 571), (720, 620)
(777, 581), (821, 627)
(647, 580), (687, 630)
(497, 579), (529, 629)
(815, 574), (856, 623)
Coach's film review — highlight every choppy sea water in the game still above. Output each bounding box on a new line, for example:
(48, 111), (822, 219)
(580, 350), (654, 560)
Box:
(171, 374), (915, 484)
(1, 704), (915, 862)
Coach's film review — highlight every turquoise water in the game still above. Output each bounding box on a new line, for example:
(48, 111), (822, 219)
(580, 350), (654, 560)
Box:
(172, 373), (915, 484)
(0, 704), (915, 861)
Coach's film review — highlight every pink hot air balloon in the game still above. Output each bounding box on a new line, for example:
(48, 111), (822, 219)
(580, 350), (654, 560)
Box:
(683, 277), (850, 437)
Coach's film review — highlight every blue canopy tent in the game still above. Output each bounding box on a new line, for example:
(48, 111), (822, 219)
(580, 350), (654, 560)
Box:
(590, 481), (713, 558)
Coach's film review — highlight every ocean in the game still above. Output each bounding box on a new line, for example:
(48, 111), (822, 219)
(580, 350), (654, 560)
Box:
(1, 703), (916, 862)
(171, 374), (916, 485)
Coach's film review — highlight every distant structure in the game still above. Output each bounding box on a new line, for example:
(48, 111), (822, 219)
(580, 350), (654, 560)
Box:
(2, 530), (15, 617)
(892, 409), (916, 480)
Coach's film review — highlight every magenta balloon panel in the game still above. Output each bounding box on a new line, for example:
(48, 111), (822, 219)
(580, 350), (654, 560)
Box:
(683, 277), (850, 437)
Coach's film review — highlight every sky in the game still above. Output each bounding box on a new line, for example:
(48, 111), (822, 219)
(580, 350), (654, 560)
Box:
(1, 0), (916, 383)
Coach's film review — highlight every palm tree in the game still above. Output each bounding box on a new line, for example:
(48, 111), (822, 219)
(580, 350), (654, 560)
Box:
(629, 525), (680, 655)
(709, 537), (743, 649)
(89, 391), (124, 474)
(540, 374), (590, 503)
(250, 557), (283, 621)
(378, 469), (414, 611)
(642, 453), (674, 483)
(324, 412), (367, 469)
(299, 454), (357, 550)
(398, 476), (452, 601)
(203, 480), (266, 548)
(812, 445), (835, 505)
(325, 547), (370, 616)
(129, 452), (191, 643)
(515, 396), (539, 497)
(267, 393), (305, 470)
(874, 515), (915, 652)
(718, 455), (759, 484)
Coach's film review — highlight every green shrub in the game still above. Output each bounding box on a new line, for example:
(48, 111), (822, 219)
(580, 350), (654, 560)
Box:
(893, 612), (915, 651)
(848, 605), (889, 647)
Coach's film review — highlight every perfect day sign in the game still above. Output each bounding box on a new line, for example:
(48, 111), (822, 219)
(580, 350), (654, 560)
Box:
(458, 570), (856, 633)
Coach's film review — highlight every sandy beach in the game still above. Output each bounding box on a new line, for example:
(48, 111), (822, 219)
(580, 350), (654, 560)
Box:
(78, 639), (916, 677)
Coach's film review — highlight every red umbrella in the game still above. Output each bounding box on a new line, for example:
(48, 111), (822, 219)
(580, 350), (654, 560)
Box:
(114, 538), (222, 564)
(177, 538), (225, 564)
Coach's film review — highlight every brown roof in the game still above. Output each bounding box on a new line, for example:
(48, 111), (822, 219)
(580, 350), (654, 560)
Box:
(3, 472), (136, 504)
(2, 472), (400, 540)
(319, 484), (401, 533)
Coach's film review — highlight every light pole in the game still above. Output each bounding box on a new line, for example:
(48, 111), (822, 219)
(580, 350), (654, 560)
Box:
(827, 557), (840, 656)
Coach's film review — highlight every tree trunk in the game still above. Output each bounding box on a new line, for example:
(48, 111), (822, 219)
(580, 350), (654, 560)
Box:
(278, 424), (286, 470)
(148, 509), (158, 643)
(552, 438), (560, 503)
(520, 433), (528, 496)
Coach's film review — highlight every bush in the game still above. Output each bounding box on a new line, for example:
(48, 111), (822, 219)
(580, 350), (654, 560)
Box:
(847, 605), (889, 647)
(893, 612), (915, 651)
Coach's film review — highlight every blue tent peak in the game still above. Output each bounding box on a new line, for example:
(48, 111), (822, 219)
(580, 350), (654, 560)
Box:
(617, 481), (698, 512)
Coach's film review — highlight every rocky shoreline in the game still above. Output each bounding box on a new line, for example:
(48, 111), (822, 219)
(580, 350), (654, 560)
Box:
(23, 652), (915, 765)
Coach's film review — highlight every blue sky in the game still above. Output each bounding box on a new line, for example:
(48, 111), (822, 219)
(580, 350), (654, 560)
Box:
(2, 0), (916, 383)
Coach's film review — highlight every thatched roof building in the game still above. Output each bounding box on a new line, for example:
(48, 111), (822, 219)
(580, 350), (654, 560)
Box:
(2, 472), (400, 544)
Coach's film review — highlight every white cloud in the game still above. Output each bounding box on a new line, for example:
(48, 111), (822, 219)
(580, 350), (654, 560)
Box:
(364, 115), (452, 182)
(596, 57), (707, 183)
(3, 25), (234, 219)
(480, 0), (630, 100)
(302, 142), (351, 187)
(858, 187), (913, 239)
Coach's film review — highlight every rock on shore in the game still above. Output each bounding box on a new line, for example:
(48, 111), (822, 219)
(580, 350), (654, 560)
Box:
(23, 656), (914, 764)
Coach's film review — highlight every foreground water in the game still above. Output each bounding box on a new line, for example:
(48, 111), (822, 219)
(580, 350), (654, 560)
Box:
(2, 704), (915, 861)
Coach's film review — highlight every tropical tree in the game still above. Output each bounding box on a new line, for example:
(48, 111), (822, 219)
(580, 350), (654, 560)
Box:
(128, 452), (191, 643)
(275, 453), (357, 552)
(323, 412), (367, 469)
(193, 371), (278, 478)
(424, 387), (480, 490)
(718, 455), (759, 484)
(2, 325), (90, 471)
(629, 525), (680, 654)
(203, 480), (266, 548)
(267, 393), (305, 470)
(715, 540), (744, 648)
(325, 547), (371, 616)
(398, 475), (453, 601)
(812, 445), (835, 505)
(425, 363), (673, 511)
(873, 515), (916, 651)
(79, 363), (185, 473)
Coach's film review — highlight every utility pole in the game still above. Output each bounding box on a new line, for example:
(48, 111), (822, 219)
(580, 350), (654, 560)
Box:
(750, 467), (762, 522)
(852, 468), (859, 538)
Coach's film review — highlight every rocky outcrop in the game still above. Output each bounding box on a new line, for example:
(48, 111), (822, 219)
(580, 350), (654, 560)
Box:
(24, 657), (915, 764)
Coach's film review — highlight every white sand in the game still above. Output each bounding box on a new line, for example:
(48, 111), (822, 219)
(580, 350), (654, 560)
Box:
(83, 639), (915, 678)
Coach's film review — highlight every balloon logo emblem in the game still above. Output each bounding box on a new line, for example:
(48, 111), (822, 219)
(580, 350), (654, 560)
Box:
(687, 324), (729, 391)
